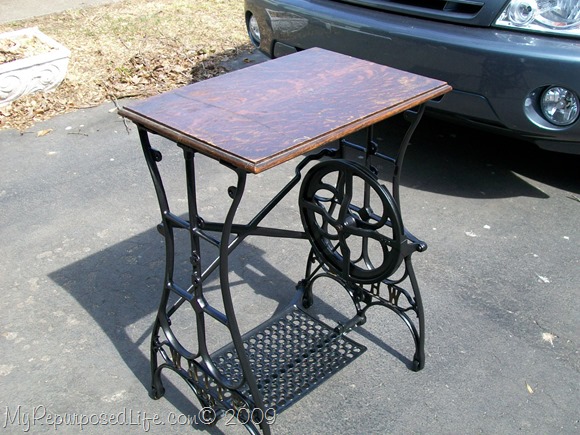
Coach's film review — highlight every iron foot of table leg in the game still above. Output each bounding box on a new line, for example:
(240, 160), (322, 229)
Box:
(150, 367), (166, 400)
(150, 386), (165, 400)
(299, 281), (313, 309)
(412, 356), (424, 372)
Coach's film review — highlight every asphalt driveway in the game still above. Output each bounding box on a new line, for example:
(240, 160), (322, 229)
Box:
(0, 1), (578, 433)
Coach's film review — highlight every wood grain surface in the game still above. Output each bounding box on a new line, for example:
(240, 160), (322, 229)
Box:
(120, 48), (451, 173)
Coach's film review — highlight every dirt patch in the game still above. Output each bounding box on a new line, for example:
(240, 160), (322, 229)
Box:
(0, 0), (253, 131)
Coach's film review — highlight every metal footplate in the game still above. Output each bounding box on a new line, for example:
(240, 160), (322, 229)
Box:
(212, 305), (366, 412)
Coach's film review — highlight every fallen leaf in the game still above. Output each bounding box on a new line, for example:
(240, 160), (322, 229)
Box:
(542, 332), (556, 346)
(526, 382), (534, 394)
(36, 128), (53, 137)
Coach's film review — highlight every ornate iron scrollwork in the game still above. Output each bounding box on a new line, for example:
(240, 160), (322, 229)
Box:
(298, 156), (426, 372)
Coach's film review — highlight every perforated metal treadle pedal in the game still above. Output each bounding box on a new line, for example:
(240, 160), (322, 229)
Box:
(212, 306), (366, 412)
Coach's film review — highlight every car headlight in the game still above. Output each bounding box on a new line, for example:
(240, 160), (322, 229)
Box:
(495, 0), (580, 37)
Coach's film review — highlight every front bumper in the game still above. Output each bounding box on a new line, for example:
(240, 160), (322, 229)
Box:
(245, 0), (580, 153)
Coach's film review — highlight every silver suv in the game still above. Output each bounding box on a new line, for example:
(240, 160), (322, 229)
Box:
(244, 0), (580, 154)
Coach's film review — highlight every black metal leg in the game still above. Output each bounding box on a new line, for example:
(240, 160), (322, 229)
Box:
(215, 166), (271, 435)
(150, 317), (165, 399)
(405, 257), (425, 371)
(392, 104), (426, 208)
(299, 107), (428, 370)
(137, 127), (307, 433)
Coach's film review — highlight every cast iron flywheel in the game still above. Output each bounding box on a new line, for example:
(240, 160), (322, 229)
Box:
(299, 159), (404, 284)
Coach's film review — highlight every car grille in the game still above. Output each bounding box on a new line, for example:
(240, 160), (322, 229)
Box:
(335, 0), (487, 22)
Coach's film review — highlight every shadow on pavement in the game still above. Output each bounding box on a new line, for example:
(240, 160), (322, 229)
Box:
(372, 115), (579, 198)
(48, 214), (418, 424)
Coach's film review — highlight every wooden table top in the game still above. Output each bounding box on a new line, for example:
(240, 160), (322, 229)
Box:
(119, 48), (451, 173)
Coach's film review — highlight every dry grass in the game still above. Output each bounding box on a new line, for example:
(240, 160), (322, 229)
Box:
(0, 0), (252, 131)
(0, 34), (55, 63)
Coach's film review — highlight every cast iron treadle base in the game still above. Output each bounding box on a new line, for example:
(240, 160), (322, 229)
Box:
(212, 306), (366, 412)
